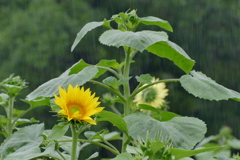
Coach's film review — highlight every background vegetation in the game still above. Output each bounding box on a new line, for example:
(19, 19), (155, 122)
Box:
(0, 0), (240, 152)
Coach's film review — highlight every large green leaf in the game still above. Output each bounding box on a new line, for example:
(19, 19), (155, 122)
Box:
(124, 113), (206, 150)
(71, 20), (110, 51)
(139, 16), (173, 32)
(97, 111), (128, 135)
(99, 30), (168, 52)
(26, 66), (98, 100)
(0, 123), (44, 158)
(180, 71), (240, 101)
(146, 41), (195, 73)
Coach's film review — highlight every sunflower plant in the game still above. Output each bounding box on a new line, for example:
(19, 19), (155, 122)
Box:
(1, 9), (240, 160)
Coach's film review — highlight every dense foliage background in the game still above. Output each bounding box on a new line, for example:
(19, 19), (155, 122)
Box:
(0, 0), (240, 152)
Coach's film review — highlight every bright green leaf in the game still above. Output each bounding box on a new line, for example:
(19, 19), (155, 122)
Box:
(26, 66), (98, 100)
(99, 30), (168, 52)
(180, 71), (240, 101)
(227, 138), (240, 150)
(71, 21), (104, 51)
(124, 113), (206, 150)
(97, 111), (128, 135)
(47, 122), (70, 141)
(139, 16), (173, 32)
(147, 41), (195, 73)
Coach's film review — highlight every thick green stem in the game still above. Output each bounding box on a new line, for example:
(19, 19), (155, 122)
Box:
(70, 123), (79, 160)
(121, 48), (132, 152)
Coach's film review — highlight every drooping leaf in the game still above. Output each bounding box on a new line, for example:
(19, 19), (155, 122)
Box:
(26, 66), (98, 100)
(124, 113), (206, 150)
(180, 70), (240, 101)
(47, 122), (70, 141)
(71, 21), (108, 51)
(0, 123), (44, 158)
(170, 146), (221, 160)
(99, 30), (168, 52)
(146, 41), (195, 73)
(139, 16), (173, 32)
(97, 111), (128, 135)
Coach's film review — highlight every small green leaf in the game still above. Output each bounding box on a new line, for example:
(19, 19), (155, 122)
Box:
(23, 97), (50, 109)
(139, 16), (173, 32)
(71, 21), (104, 51)
(97, 111), (128, 135)
(99, 30), (168, 52)
(139, 104), (161, 114)
(47, 122), (70, 141)
(124, 113), (206, 150)
(103, 76), (121, 89)
(0, 115), (9, 124)
(170, 146), (221, 159)
(180, 71), (240, 101)
(26, 66), (98, 100)
(147, 41), (195, 74)
(111, 153), (133, 160)
(136, 74), (152, 84)
(15, 118), (39, 127)
(86, 152), (99, 160)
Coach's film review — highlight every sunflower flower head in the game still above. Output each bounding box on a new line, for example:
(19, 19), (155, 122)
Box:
(54, 84), (104, 125)
(133, 77), (169, 110)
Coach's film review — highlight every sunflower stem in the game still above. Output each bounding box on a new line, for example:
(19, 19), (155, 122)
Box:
(121, 47), (132, 153)
(70, 123), (79, 160)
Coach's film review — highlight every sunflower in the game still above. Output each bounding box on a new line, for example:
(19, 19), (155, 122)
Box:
(54, 84), (104, 125)
(133, 77), (169, 109)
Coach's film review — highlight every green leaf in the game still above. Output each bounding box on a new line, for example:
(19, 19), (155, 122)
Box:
(111, 153), (133, 160)
(69, 59), (119, 79)
(4, 141), (55, 160)
(71, 21), (104, 51)
(227, 138), (240, 149)
(99, 30), (168, 52)
(146, 41), (195, 74)
(180, 70), (240, 101)
(124, 113), (206, 150)
(26, 66), (98, 100)
(0, 123), (44, 158)
(86, 152), (99, 160)
(103, 76), (121, 89)
(214, 155), (234, 160)
(23, 97), (50, 109)
(47, 122), (70, 141)
(15, 118), (39, 127)
(136, 74), (152, 84)
(170, 146), (221, 159)
(0, 93), (8, 106)
(138, 104), (161, 114)
(139, 16), (173, 32)
(97, 111), (128, 135)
